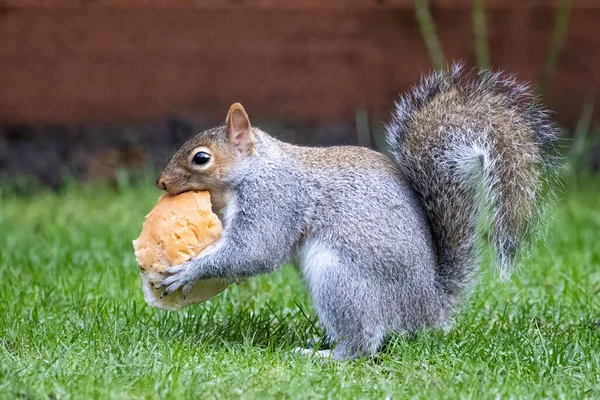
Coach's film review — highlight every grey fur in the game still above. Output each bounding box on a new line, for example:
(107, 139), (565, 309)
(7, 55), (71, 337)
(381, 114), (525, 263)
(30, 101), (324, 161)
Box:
(157, 64), (560, 360)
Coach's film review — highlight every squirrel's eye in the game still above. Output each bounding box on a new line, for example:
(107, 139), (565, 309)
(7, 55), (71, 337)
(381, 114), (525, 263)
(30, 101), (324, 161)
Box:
(192, 151), (211, 166)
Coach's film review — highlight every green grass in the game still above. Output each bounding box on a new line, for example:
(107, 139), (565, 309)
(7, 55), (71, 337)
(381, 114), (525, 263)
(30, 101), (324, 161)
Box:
(0, 176), (599, 399)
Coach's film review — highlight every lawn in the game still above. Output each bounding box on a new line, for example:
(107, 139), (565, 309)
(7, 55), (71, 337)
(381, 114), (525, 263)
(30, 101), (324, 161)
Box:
(0, 175), (599, 399)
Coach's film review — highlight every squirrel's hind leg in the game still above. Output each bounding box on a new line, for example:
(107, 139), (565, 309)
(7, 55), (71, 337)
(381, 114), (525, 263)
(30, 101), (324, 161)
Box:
(298, 239), (387, 361)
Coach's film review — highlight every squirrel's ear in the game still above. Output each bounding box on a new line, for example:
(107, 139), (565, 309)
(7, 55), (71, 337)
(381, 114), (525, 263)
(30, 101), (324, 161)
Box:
(226, 103), (254, 156)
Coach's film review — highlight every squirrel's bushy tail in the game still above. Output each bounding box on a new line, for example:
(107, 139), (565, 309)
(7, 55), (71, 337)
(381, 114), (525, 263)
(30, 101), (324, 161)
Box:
(386, 63), (560, 300)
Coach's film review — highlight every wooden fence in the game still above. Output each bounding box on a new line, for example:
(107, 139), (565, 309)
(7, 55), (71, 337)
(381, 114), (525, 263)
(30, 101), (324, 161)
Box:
(0, 0), (598, 129)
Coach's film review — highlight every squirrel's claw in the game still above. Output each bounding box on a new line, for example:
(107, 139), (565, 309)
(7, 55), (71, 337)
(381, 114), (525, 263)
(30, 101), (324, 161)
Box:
(159, 264), (186, 276)
(181, 281), (194, 298)
(157, 262), (196, 297)
(158, 276), (185, 297)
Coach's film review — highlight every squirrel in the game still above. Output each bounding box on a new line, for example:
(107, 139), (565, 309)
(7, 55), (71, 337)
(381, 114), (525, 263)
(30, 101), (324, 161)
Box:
(155, 63), (560, 360)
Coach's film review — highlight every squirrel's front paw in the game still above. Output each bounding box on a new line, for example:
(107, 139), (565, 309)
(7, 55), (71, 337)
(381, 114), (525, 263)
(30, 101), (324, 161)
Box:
(157, 262), (198, 298)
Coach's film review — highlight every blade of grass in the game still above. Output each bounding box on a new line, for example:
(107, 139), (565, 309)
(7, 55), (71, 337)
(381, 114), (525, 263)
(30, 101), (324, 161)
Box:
(472, 0), (490, 68)
(415, 0), (446, 70)
(540, 0), (571, 96)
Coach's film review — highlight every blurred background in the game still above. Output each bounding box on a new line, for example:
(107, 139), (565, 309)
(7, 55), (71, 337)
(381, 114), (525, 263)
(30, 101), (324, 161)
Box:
(0, 0), (598, 189)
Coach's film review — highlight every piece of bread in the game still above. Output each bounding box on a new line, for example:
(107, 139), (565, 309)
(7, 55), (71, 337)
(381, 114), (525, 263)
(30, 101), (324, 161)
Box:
(133, 191), (231, 310)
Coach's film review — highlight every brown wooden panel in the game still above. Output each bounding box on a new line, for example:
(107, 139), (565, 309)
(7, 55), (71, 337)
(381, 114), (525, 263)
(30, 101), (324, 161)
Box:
(1, 0), (600, 10)
(0, 3), (598, 129)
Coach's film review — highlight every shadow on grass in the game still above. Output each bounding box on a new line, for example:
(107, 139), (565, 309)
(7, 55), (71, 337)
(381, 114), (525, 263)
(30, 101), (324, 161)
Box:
(151, 302), (323, 353)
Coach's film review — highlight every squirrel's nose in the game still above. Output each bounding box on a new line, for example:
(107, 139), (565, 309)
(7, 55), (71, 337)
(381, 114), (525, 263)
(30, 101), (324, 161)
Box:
(156, 178), (167, 191)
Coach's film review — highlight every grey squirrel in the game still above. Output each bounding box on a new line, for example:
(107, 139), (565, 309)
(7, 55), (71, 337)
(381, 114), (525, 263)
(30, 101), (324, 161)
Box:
(155, 64), (560, 360)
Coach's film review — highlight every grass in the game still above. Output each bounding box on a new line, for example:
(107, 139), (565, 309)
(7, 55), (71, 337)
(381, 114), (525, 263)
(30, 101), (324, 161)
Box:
(0, 175), (599, 399)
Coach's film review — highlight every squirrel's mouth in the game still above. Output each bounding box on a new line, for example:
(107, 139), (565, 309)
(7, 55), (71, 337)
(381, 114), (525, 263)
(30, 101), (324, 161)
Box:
(158, 179), (195, 196)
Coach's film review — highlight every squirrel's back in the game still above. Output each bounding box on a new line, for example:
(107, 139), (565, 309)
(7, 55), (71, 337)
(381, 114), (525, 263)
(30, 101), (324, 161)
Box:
(386, 63), (560, 302)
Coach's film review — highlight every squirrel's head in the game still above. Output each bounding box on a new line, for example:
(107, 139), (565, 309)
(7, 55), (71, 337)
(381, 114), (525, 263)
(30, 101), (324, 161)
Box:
(156, 103), (255, 196)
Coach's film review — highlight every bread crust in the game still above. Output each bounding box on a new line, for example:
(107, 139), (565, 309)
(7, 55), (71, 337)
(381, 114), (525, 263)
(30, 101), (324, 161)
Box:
(133, 191), (230, 310)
